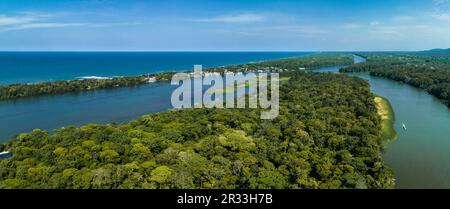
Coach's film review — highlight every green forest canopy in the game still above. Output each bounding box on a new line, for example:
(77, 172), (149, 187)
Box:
(0, 72), (394, 189)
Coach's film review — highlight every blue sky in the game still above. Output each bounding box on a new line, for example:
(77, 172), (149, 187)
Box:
(1, 0), (450, 51)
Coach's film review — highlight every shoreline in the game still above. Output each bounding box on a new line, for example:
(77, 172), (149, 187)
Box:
(0, 52), (314, 86)
(374, 95), (397, 143)
(0, 71), (392, 189)
(374, 95), (396, 187)
(0, 53), (353, 101)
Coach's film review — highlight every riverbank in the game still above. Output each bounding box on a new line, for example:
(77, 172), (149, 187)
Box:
(340, 53), (450, 108)
(0, 72), (393, 189)
(354, 73), (450, 188)
(374, 96), (397, 143)
(313, 55), (450, 188)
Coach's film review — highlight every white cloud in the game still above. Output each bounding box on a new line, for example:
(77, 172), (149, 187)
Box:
(0, 12), (142, 32)
(0, 15), (39, 26)
(192, 13), (265, 23)
(369, 26), (401, 36)
(267, 25), (326, 35)
(433, 0), (449, 5)
(0, 13), (70, 31)
(340, 23), (365, 29)
(339, 21), (379, 30)
(0, 22), (87, 32)
(393, 16), (415, 22)
(431, 13), (450, 21)
(209, 24), (328, 38)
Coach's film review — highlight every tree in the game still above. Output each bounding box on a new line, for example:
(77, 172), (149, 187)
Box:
(100, 150), (120, 164)
(150, 166), (173, 188)
(0, 62), (394, 189)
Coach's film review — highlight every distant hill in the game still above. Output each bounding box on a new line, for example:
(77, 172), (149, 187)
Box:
(419, 48), (450, 54)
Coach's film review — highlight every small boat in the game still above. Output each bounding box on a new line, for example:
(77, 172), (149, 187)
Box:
(0, 151), (12, 159)
(402, 123), (407, 130)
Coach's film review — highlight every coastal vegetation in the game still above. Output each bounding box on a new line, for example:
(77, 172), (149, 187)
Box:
(0, 72), (394, 189)
(341, 53), (450, 107)
(0, 74), (172, 100)
(211, 54), (354, 73)
(0, 54), (353, 101)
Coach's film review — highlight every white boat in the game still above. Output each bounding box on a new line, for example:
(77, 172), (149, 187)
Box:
(0, 151), (12, 159)
(402, 123), (407, 130)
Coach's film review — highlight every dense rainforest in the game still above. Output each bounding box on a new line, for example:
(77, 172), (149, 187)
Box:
(341, 53), (450, 107)
(0, 54), (353, 100)
(0, 72), (394, 189)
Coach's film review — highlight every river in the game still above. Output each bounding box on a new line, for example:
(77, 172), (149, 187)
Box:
(0, 83), (177, 142)
(0, 52), (308, 142)
(316, 55), (450, 189)
(1, 55), (450, 188)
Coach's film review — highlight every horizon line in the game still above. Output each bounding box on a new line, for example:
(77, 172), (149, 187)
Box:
(0, 50), (429, 53)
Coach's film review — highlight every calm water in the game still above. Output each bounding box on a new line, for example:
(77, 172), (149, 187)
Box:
(0, 52), (308, 85)
(319, 56), (450, 188)
(0, 83), (177, 142)
(0, 52), (305, 141)
(354, 74), (450, 189)
(1, 53), (450, 188)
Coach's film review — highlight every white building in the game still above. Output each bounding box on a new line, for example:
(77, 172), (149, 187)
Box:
(146, 76), (157, 83)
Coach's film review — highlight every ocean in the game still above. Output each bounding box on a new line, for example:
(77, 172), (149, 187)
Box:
(0, 52), (309, 85)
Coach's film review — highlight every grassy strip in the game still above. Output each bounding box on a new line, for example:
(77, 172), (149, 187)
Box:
(208, 76), (291, 94)
(374, 96), (397, 142)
